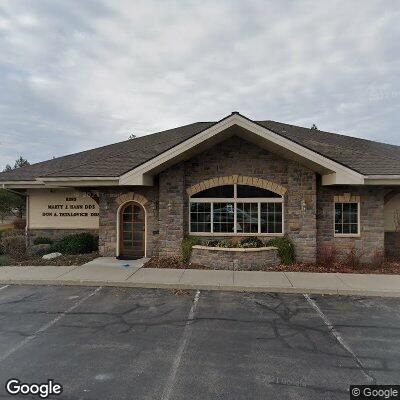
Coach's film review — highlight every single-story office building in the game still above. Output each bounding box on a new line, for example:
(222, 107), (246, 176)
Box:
(1, 112), (400, 262)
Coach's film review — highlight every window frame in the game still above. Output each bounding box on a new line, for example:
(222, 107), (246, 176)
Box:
(189, 184), (284, 236)
(333, 200), (361, 238)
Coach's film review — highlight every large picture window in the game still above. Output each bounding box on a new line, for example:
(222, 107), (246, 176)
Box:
(189, 184), (284, 235)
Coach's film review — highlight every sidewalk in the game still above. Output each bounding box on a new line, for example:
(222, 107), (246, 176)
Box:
(0, 260), (400, 297)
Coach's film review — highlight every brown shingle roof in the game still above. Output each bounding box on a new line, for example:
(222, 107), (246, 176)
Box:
(1, 116), (400, 182)
(0, 122), (214, 181)
(258, 120), (400, 175)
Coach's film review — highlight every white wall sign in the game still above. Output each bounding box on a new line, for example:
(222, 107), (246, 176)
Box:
(28, 189), (100, 229)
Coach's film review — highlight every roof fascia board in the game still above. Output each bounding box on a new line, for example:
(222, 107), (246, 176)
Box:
(322, 173), (365, 185)
(237, 117), (364, 180)
(37, 176), (119, 186)
(120, 114), (365, 185)
(1, 177), (120, 189)
(1, 180), (40, 186)
(120, 174), (154, 186)
(2, 182), (43, 189)
(41, 181), (120, 187)
(119, 116), (235, 185)
(364, 177), (400, 185)
(38, 176), (118, 182)
(365, 175), (400, 179)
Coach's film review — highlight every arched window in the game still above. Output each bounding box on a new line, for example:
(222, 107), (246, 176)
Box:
(189, 184), (283, 235)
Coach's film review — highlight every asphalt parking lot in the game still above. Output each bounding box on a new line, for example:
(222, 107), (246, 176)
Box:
(0, 285), (399, 400)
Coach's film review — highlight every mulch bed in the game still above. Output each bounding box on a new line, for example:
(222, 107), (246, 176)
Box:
(263, 261), (400, 274)
(143, 257), (208, 270)
(2, 252), (99, 267)
(144, 256), (400, 274)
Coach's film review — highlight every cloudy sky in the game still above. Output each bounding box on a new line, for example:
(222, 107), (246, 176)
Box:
(0, 0), (399, 169)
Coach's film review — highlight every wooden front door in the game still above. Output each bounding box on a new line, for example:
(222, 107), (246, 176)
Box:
(119, 202), (145, 259)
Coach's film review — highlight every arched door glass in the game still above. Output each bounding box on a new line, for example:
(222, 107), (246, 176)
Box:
(120, 203), (144, 258)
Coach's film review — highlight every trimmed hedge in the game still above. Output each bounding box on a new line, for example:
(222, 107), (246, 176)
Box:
(267, 236), (295, 265)
(50, 233), (98, 255)
(33, 236), (53, 245)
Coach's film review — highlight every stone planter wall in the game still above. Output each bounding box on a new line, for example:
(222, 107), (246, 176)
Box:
(190, 245), (280, 270)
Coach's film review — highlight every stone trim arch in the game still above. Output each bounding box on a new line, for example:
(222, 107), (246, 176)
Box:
(334, 194), (360, 203)
(186, 175), (286, 197)
(116, 192), (148, 206)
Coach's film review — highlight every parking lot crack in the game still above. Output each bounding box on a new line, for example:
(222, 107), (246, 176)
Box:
(0, 286), (102, 364)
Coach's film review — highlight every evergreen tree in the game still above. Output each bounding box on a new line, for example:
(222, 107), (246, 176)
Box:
(0, 156), (30, 221)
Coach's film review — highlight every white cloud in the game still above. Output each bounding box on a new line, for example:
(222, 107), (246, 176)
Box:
(0, 0), (399, 168)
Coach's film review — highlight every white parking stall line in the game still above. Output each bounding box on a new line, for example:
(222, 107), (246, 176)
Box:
(304, 294), (375, 383)
(0, 286), (102, 363)
(161, 290), (201, 400)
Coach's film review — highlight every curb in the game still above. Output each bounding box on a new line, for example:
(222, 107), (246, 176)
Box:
(0, 279), (399, 297)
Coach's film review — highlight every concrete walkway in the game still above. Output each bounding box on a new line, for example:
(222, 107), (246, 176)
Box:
(0, 258), (399, 296)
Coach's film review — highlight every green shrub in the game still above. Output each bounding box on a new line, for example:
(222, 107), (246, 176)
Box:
(267, 236), (295, 265)
(33, 236), (53, 245)
(181, 236), (201, 263)
(0, 255), (9, 266)
(1, 235), (26, 260)
(204, 239), (220, 247)
(50, 232), (98, 255)
(216, 239), (237, 248)
(240, 236), (264, 248)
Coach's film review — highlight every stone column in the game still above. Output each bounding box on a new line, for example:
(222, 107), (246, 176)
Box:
(158, 163), (185, 257)
(98, 191), (117, 257)
(286, 164), (317, 263)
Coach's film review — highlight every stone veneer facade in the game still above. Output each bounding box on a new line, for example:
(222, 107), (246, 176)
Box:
(98, 187), (159, 257)
(181, 136), (317, 263)
(317, 185), (385, 262)
(28, 136), (388, 264)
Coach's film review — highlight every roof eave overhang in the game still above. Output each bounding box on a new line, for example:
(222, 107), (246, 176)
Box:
(119, 113), (366, 186)
(1, 177), (120, 189)
(3, 114), (399, 189)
